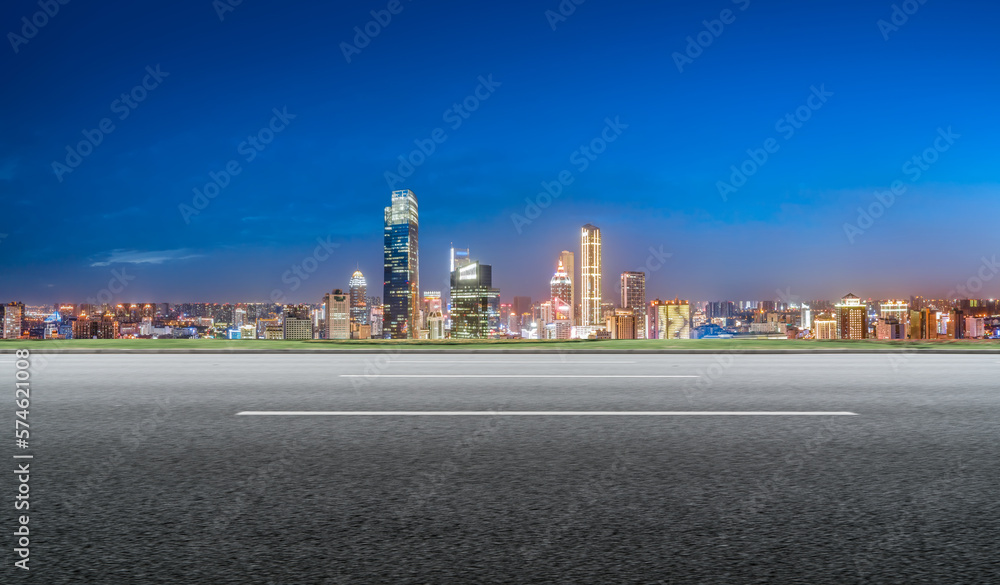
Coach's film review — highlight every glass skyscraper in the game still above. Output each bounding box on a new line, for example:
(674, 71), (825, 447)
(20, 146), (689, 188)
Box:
(349, 270), (368, 326)
(383, 189), (419, 339)
(450, 261), (500, 339)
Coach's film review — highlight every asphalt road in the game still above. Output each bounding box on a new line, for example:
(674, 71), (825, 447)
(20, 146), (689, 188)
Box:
(2, 353), (998, 584)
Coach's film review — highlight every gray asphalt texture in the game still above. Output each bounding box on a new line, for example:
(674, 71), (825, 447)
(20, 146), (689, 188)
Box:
(2, 353), (998, 584)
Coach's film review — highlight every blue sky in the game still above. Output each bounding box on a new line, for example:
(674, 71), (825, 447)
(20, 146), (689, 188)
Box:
(1, 0), (998, 304)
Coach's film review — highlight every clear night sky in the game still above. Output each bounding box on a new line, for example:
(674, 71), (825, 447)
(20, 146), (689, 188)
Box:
(1, 0), (998, 304)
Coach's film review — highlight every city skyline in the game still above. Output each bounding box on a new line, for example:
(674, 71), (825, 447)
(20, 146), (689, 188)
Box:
(2, 1), (999, 304)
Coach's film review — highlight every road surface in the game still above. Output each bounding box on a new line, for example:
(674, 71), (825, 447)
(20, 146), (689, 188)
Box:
(2, 353), (997, 584)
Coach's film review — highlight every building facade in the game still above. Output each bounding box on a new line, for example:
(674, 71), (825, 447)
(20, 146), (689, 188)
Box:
(550, 260), (572, 321)
(324, 289), (350, 340)
(558, 250), (576, 324)
(655, 298), (691, 339)
(450, 261), (500, 339)
(2, 304), (22, 339)
(836, 293), (868, 339)
(349, 270), (368, 326)
(620, 271), (646, 339)
(383, 189), (419, 338)
(580, 224), (602, 326)
(606, 309), (636, 339)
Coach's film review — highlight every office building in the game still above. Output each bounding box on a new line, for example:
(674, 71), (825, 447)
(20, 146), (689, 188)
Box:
(283, 305), (313, 340)
(879, 300), (908, 330)
(876, 317), (905, 340)
(655, 298), (691, 339)
(421, 291), (442, 328)
(383, 189), (419, 338)
(814, 314), (837, 339)
(606, 309), (636, 339)
(73, 313), (119, 340)
(450, 246), (471, 272)
(427, 310), (445, 339)
(349, 270), (368, 326)
(621, 271), (646, 339)
(450, 261), (500, 339)
(3, 304), (22, 339)
(550, 260), (572, 320)
(836, 293), (868, 339)
(324, 289), (349, 340)
(558, 250), (576, 324)
(580, 223), (602, 326)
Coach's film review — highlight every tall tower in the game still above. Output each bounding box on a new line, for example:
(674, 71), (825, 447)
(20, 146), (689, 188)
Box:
(383, 189), (419, 339)
(558, 250), (575, 324)
(349, 270), (368, 326)
(620, 271), (646, 339)
(550, 259), (572, 321)
(580, 224), (602, 327)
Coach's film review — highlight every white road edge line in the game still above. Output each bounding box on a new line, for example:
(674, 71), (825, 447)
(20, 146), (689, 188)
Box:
(338, 375), (698, 378)
(237, 411), (858, 416)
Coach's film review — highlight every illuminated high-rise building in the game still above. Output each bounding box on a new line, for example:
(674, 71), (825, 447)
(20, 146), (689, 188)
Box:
(450, 261), (500, 339)
(349, 270), (368, 326)
(558, 250), (576, 324)
(383, 189), (419, 339)
(550, 259), (572, 320)
(580, 224), (602, 326)
(620, 271), (646, 339)
(879, 299), (908, 329)
(367, 296), (383, 338)
(836, 293), (868, 339)
(655, 298), (691, 339)
(421, 291), (442, 328)
(324, 289), (350, 340)
(450, 245), (471, 272)
(3, 304), (22, 339)
(814, 314), (837, 339)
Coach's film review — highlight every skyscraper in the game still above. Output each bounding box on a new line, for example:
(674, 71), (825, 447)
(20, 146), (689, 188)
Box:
(324, 289), (349, 340)
(349, 270), (368, 326)
(580, 224), (602, 327)
(3, 304), (22, 339)
(450, 261), (500, 339)
(450, 246), (471, 272)
(383, 189), (419, 339)
(620, 271), (646, 339)
(550, 260), (572, 320)
(836, 293), (868, 339)
(558, 250), (575, 324)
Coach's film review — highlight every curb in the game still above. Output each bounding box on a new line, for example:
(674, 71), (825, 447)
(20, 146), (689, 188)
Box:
(2, 348), (999, 355)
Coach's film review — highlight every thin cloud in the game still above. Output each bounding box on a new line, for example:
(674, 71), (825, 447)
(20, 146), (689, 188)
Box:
(90, 248), (202, 267)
